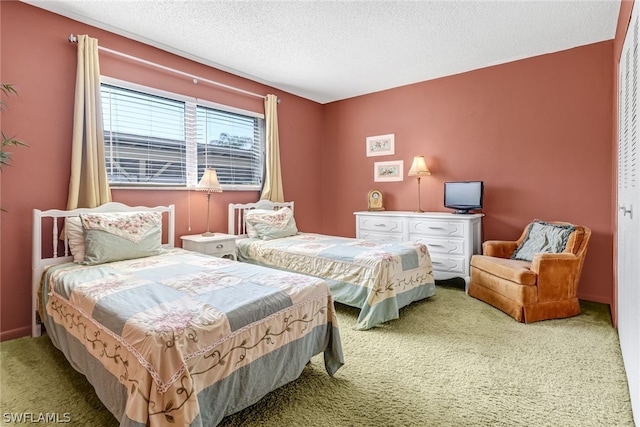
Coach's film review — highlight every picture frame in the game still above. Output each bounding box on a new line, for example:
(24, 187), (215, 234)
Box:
(366, 134), (395, 157)
(374, 160), (404, 182)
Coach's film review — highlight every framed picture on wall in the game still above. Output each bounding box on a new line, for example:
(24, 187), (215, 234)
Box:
(374, 160), (404, 182)
(366, 134), (395, 157)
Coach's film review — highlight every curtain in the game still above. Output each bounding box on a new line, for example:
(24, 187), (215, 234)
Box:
(66, 34), (111, 210)
(260, 94), (284, 202)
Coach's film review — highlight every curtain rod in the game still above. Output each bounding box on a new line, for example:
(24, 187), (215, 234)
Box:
(68, 33), (270, 101)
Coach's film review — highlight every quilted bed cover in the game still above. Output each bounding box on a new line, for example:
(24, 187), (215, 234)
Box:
(41, 248), (343, 427)
(237, 233), (436, 330)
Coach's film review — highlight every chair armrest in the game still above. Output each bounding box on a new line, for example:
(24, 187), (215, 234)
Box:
(482, 240), (518, 258)
(530, 253), (581, 302)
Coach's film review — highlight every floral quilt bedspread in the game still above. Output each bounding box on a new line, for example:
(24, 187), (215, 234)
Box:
(42, 248), (343, 426)
(237, 233), (435, 330)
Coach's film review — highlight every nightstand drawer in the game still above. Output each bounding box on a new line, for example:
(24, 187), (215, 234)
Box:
(409, 219), (464, 238)
(181, 233), (237, 260)
(198, 240), (235, 256)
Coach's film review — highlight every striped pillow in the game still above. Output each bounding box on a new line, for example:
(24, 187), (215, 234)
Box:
(511, 221), (575, 262)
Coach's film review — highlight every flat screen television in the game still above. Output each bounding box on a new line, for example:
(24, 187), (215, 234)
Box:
(444, 181), (484, 214)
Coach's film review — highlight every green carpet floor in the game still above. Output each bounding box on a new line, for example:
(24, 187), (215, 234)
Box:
(1, 282), (634, 426)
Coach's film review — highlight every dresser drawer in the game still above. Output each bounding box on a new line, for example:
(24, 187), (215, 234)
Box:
(409, 219), (463, 238)
(430, 254), (466, 275)
(358, 230), (404, 242)
(358, 216), (404, 234)
(415, 237), (464, 255)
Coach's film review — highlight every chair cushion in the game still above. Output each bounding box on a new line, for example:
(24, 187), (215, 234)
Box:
(511, 221), (576, 262)
(471, 255), (537, 285)
(564, 226), (586, 255)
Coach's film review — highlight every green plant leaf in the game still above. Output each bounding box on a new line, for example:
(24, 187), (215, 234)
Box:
(0, 82), (25, 212)
(1, 130), (27, 171)
(0, 84), (18, 113)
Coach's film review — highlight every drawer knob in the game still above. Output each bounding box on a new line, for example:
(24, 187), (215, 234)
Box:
(216, 244), (224, 249)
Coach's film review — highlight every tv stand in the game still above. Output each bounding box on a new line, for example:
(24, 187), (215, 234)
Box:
(354, 211), (484, 292)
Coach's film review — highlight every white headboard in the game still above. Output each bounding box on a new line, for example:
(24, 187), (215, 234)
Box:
(228, 200), (294, 236)
(32, 202), (175, 337)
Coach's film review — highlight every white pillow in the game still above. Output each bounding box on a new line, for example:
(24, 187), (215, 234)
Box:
(65, 217), (86, 263)
(244, 209), (273, 238)
(246, 221), (259, 238)
(245, 207), (298, 240)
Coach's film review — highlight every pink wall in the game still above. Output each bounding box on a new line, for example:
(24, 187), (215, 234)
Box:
(322, 41), (614, 304)
(0, 2), (324, 340)
(0, 1), (619, 339)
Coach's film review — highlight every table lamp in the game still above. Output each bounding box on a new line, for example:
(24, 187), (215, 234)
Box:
(408, 155), (431, 213)
(197, 168), (223, 236)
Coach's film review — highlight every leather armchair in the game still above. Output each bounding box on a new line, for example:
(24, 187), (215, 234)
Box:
(468, 222), (591, 323)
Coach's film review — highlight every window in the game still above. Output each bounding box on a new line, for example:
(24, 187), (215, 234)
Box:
(196, 103), (263, 187)
(101, 78), (264, 189)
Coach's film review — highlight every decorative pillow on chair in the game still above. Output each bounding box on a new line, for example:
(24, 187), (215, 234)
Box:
(80, 211), (163, 265)
(245, 207), (298, 240)
(511, 221), (576, 262)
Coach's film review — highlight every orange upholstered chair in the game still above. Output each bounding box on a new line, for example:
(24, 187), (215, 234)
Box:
(468, 221), (591, 323)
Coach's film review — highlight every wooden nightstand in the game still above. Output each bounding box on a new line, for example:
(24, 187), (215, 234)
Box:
(180, 233), (237, 260)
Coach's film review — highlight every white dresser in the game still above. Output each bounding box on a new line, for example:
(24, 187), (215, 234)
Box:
(354, 211), (484, 290)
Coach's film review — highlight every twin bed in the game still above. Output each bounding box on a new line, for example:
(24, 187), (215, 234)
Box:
(32, 203), (343, 427)
(228, 200), (436, 330)
(32, 200), (435, 426)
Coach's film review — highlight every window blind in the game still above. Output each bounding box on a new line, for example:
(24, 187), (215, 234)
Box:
(100, 80), (264, 189)
(196, 105), (263, 186)
(102, 84), (187, 185)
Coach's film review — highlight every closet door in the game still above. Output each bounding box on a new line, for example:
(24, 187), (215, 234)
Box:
(618, 4), (640, 424)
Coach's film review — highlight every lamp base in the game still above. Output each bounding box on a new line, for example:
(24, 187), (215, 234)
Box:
(202, 231), (215, 237)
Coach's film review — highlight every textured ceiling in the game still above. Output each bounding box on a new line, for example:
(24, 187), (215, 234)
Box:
(23, 0), (620, 104)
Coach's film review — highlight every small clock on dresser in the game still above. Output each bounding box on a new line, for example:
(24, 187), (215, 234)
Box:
(367, 189), (385, 211)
